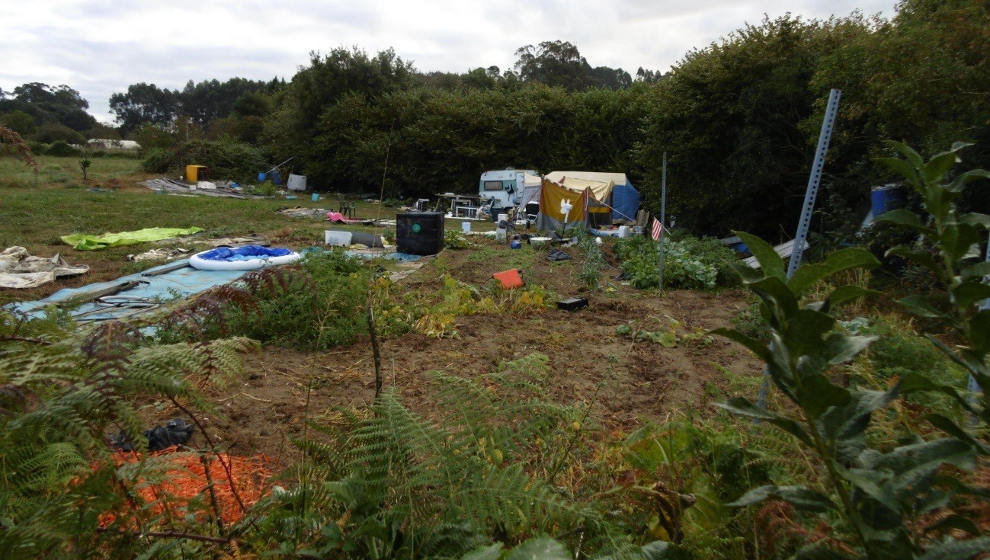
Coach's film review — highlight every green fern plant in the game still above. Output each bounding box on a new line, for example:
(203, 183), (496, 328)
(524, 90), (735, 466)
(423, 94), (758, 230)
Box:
(0, 312), (255, 558)
(250, 354), (675, 559)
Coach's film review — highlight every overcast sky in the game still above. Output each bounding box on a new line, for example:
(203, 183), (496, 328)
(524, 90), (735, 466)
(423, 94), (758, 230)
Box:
(1, 0), (893, 124)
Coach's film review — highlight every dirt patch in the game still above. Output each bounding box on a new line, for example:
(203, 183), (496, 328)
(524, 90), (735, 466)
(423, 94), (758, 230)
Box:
(183, 238), (762, 461)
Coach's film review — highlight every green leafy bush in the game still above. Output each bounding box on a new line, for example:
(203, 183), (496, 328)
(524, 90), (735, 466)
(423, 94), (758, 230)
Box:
(157, 250), (371, 349)
(715, 139), (990, 560)
(141, 139), (267, 181)
(444, 229), (469, 249)
(616, 234), (738, 290)
(44, 140), (81, 157)
(615, 236), (661, 288)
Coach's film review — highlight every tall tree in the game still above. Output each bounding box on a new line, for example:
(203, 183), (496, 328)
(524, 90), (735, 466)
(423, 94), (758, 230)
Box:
(7, 83), (95, 132)
(109, 83), (179, 134)
(514, 40), (593, 90)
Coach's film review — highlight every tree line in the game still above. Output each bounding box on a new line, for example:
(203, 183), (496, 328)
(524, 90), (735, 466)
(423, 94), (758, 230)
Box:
(3, 0), (986, 239)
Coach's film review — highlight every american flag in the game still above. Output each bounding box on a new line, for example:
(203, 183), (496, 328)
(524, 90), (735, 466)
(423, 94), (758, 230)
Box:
(651, 217), (663, 241)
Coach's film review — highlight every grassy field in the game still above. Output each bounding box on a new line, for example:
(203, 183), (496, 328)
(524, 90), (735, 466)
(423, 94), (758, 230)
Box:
(0, 153), (145, 188)
(0, 155), (495, 303)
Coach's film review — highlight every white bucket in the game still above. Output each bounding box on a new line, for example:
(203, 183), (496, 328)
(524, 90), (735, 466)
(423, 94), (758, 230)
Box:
(324, 230), (352, 246)
(461, 221), (471, 234)
(618, 225), (629, 238)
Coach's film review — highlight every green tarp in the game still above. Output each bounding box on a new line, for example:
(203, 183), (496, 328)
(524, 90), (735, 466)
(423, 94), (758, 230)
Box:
(61, 227), (204, 251)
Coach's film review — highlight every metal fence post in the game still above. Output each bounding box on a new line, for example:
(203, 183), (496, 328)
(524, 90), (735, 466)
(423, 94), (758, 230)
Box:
(758, 89), (841, 409)
(658, 151), (668, 291)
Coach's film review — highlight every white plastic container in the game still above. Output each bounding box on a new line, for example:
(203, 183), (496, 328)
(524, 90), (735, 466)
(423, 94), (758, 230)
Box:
(461, 221), (471, 234)
(618, 225), (629, 238)
(324, 230), (352, 246)
(287, 174), (307, 191)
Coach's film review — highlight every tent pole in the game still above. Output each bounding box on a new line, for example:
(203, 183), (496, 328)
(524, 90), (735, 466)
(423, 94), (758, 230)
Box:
(658, 151), (668, 291)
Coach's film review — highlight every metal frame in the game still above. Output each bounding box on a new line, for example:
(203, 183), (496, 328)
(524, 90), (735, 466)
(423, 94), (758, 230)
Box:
(759, 89), (841, 409)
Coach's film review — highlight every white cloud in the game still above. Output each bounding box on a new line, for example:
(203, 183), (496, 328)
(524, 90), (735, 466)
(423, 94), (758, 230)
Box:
(0, 0), (894, 123)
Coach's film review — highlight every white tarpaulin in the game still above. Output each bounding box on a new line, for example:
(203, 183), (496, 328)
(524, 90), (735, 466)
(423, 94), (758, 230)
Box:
(0, 246), (90, 289)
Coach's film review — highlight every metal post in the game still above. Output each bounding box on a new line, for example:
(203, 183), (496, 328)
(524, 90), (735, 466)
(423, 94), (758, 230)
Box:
(971, 232), (990, 411)
(658, 152), (668, 291)
(759, 89), (841, 410)
(786, 88), (841, 278)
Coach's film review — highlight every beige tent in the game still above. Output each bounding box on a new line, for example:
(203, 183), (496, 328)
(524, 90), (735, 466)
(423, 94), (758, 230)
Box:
(552, 176), (614, 201)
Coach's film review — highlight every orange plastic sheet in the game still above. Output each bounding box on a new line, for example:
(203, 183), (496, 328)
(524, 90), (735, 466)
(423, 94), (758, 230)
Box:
(100, 448), (273, 527)
(493, 268), (524, 289)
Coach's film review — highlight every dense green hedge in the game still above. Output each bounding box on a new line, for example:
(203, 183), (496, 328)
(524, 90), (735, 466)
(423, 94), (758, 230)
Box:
(258, 2), (988, 239)
(142, 139), (267, 181)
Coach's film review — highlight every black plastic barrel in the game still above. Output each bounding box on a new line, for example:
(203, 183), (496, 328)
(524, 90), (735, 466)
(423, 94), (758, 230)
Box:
(396, 212), (444, 255)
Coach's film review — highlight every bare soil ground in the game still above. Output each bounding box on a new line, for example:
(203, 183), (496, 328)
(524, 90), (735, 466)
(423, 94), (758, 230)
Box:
(191, 238), (762, 462)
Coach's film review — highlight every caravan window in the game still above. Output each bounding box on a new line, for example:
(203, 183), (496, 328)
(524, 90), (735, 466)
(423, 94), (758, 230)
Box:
(483, 180), (503, 191)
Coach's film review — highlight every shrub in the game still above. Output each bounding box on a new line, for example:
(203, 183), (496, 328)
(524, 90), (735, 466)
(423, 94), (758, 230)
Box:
(616, 233), (738, 290)
(664, 234), (739, 290)
(157, 250), (371, 349)
(615, 235), (661, 288)
(444, 230), (468, 249)
(33, 122), (85, 144)
(141, 139), (267, 181)
(44, 140), (81, 157)
(140, 147), (171, 173)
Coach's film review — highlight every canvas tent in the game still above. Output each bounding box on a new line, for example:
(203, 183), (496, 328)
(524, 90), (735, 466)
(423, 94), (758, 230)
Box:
(534, 178), (590, 233)
(542, 171), (640, 224)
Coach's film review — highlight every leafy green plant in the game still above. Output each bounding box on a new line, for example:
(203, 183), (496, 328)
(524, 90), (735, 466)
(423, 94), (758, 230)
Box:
(714, 227), (988, 558)
(663, 235), (738, 290)
(875, 141), (990, 429)
(617, 234), (738, 290)
(79, 154), (92, 180)
(157, 250), (371, 349)
(616, 236), (661, 288)
(445, 230), (470, 249)
(580, 236), (606, 290)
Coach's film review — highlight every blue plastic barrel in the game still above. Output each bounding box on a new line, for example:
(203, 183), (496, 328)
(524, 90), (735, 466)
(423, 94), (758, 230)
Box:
(271, 170), (282, 185)
(257, 172), (267, 182)
(311, 193), (319, 202)
(871, 184), (905, 218)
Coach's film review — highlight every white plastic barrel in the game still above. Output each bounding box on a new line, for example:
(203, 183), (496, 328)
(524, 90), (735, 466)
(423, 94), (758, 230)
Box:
(324, 230), (352, 246)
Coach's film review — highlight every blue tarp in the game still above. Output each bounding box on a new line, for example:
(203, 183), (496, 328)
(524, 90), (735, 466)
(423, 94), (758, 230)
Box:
(6, 259), (248, 322)
(611, 183), (641, 222)
(196, 245), (293, 261)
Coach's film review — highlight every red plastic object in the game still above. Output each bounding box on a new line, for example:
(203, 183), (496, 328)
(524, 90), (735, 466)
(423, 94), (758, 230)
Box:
(492, 268), (524, 289)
